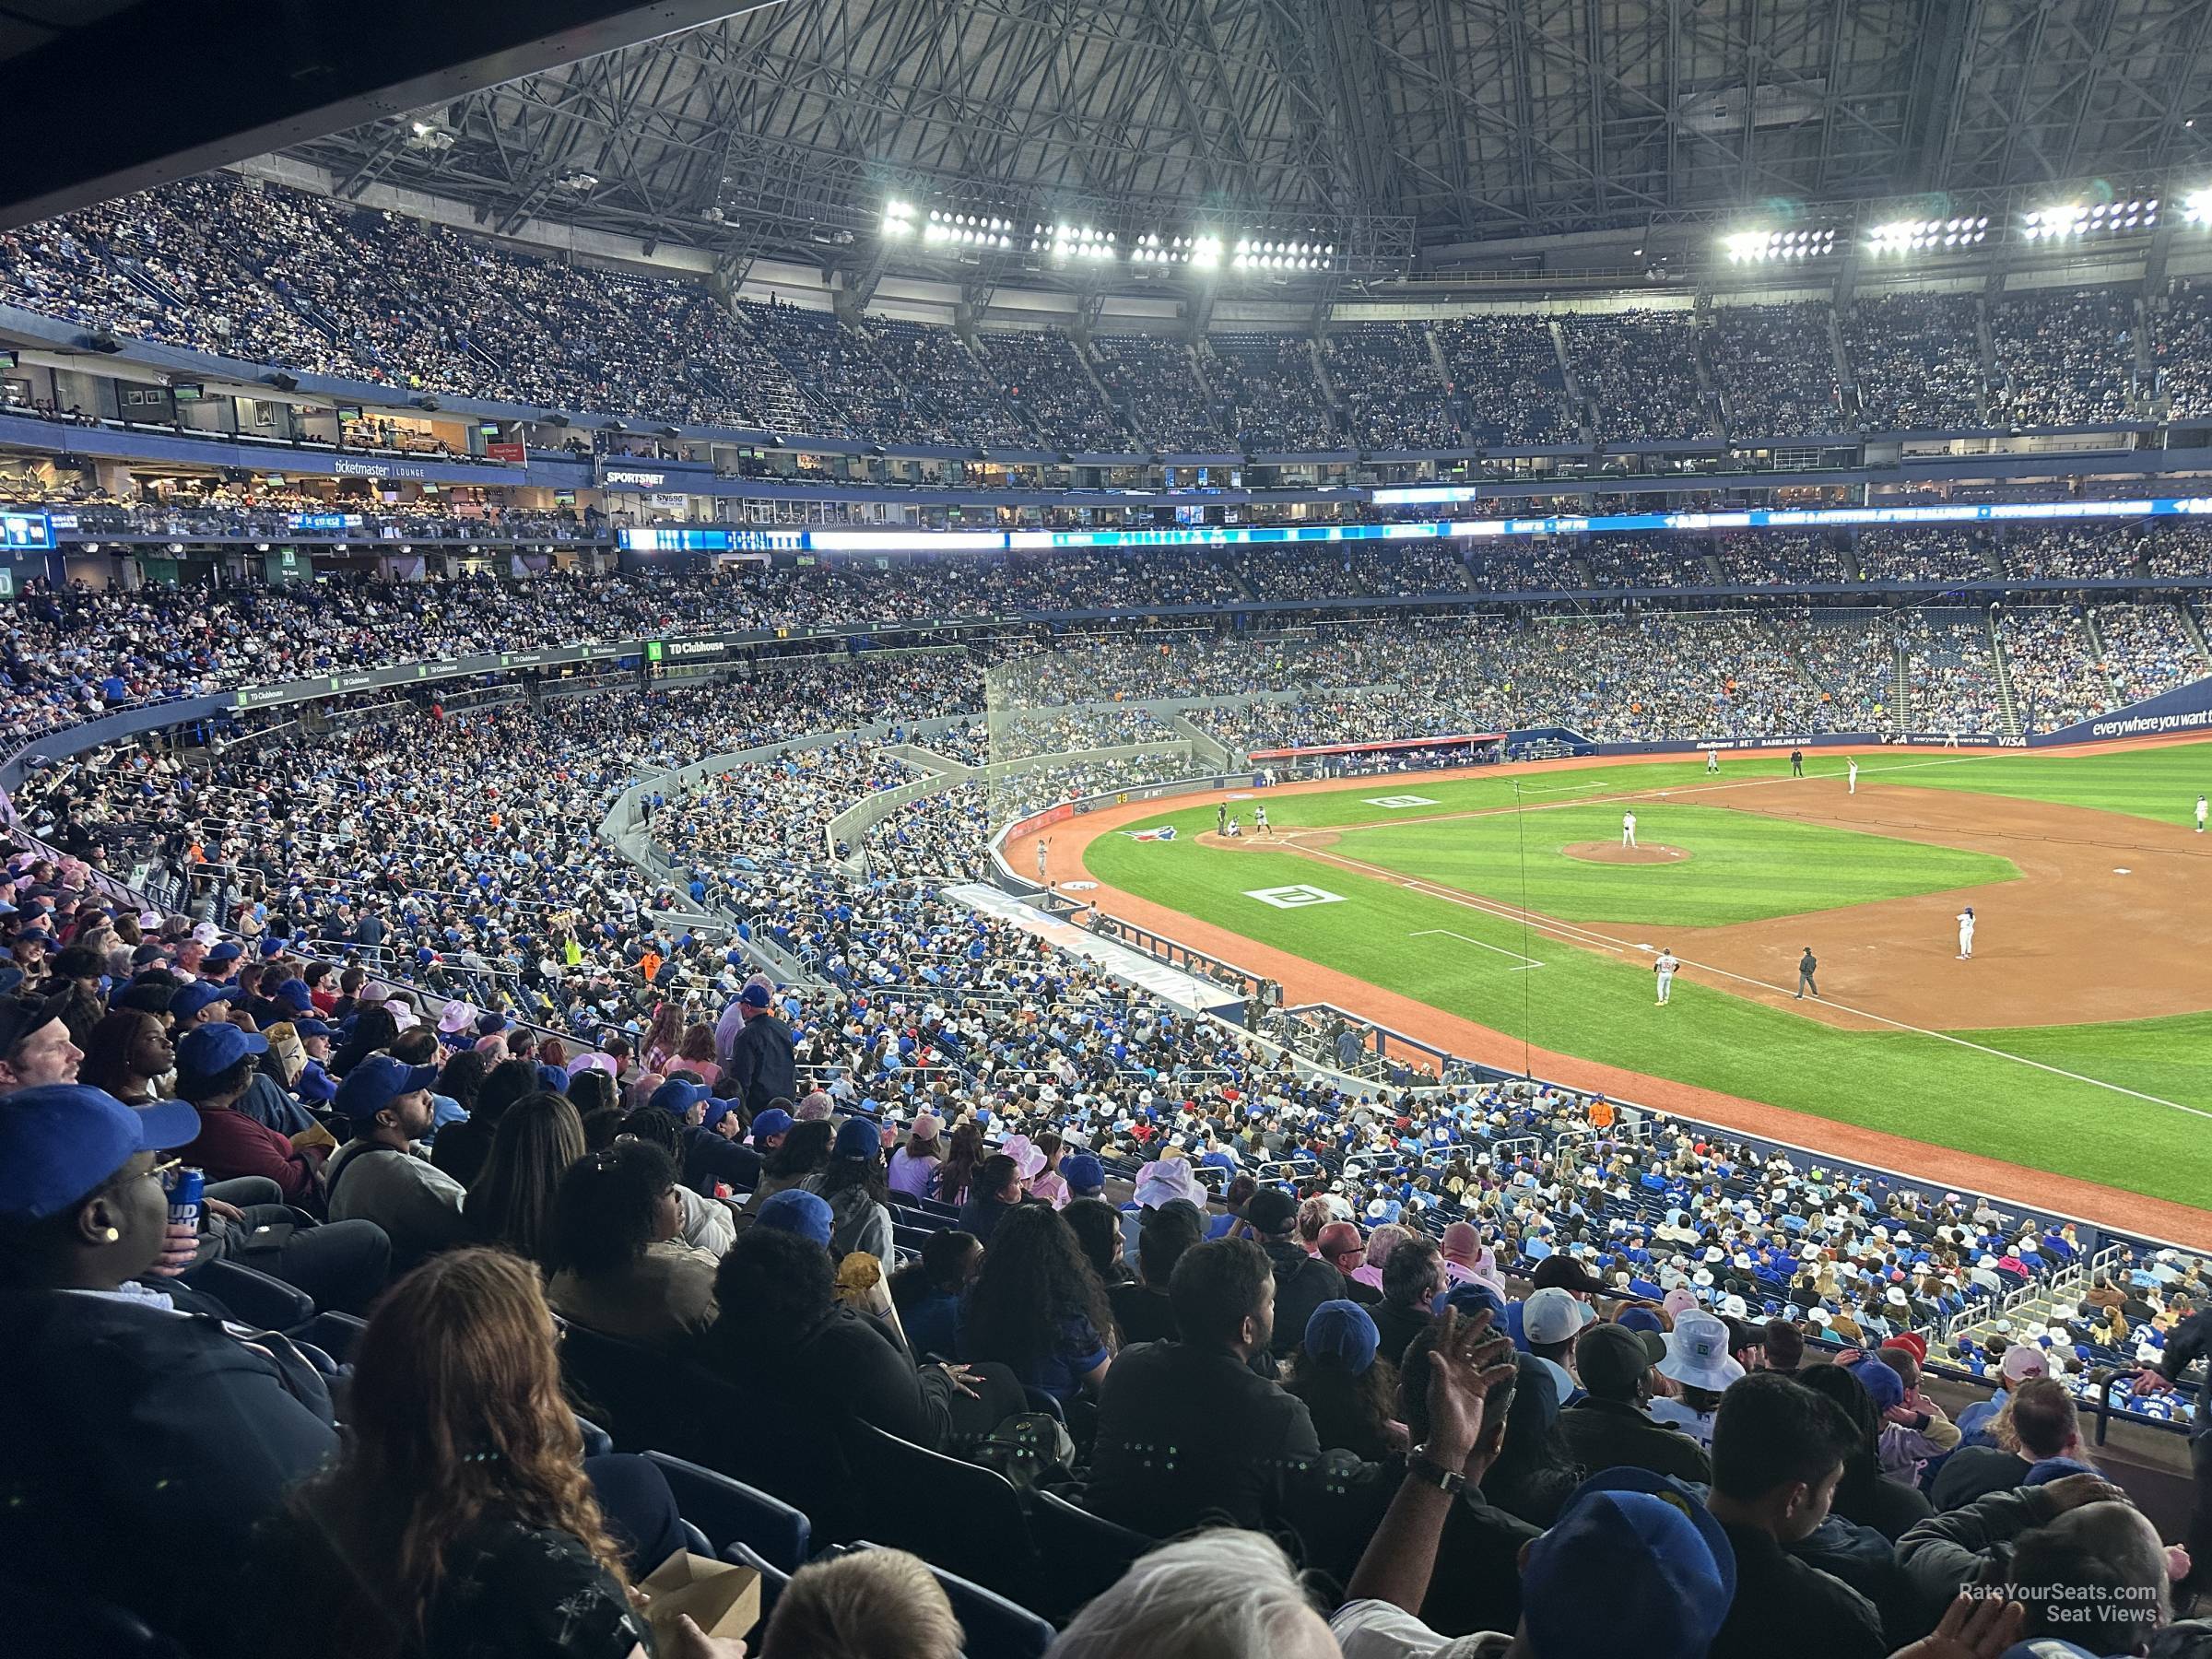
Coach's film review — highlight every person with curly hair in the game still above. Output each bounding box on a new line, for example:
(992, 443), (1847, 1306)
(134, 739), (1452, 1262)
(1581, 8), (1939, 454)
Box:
(959, 1202), (1115, 1403)
(247, 1248), (745, 1659)
(547, 1142), (719, 1347)
(1284, 1300), (1405, 1462)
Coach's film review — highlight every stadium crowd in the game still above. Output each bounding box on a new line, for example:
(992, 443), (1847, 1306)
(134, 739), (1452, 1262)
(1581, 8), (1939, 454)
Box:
(6, 171), (2209, 463)
(2, 829), (2207, 1658)
(0, 535), (2206, 1659)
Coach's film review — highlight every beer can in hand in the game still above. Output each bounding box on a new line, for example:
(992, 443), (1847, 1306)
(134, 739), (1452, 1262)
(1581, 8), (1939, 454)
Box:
(166, 1165), (205, 1233)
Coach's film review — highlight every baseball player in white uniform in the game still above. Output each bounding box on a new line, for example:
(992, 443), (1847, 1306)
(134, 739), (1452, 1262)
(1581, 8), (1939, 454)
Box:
(1254, 805), (1270, 838)
(1848, 759), (1859, 795)
(1705, 751), (1720, 774)
(1653, 947), (1680, 1005)
(1956, 906), (1975, 960)
(1622, 811), (1639, 848)
(2196, 794), (2206, 834)
(1036, 838), (1049, 878)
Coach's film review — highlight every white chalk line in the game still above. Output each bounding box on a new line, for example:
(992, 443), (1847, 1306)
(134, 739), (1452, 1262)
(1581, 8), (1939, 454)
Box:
(1276, 752), (2000, 841)
(1292, 839), (2210, 1123)
(1410, 927), (1544, 969)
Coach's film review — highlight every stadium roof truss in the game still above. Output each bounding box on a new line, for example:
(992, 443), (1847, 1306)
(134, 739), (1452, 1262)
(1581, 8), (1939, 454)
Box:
(283, 0), (2212, 275)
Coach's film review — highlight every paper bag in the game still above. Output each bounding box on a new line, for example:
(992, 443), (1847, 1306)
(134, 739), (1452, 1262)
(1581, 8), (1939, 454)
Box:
(641, 1550), (760, 1642)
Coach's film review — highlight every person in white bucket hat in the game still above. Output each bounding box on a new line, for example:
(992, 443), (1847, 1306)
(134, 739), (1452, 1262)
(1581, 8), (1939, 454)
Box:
(1648, 1312), (1747, 1451)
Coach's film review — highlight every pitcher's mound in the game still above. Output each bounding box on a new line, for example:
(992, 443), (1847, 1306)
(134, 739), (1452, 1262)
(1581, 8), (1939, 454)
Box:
(1563, 841), (1691, 865)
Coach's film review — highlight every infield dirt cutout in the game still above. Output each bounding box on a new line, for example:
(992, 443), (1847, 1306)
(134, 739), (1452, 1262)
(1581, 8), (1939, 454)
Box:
(1562, 840), (1691, 865)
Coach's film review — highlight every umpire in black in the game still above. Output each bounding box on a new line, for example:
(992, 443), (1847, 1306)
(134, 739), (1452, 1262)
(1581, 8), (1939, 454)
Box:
(1796, 947), (1818, 999)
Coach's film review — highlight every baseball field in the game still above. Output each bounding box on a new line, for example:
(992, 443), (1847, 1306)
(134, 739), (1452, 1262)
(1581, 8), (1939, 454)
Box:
(1042, 740), (2212, 1232)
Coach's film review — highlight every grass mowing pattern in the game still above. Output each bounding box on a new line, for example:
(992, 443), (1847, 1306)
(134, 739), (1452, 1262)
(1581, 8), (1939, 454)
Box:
(1324, 802), (2012, 927)
(1084, 739), (2212, 1206)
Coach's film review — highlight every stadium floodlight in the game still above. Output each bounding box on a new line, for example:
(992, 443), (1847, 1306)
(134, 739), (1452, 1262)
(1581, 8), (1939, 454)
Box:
(2185, 189), (2212, 225)
(1865, 215), (1989, 254)
(1724, 226), (1838, 263)
(2022, 199), (2159, 240)
(882, 200), (916, 236)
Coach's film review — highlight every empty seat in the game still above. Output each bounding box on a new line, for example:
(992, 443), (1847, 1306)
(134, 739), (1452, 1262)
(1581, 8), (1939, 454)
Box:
(1026, 1489), (1154, 1623)
(842, 1421), (1040, 1602)
(645, 1451), (814, 1571)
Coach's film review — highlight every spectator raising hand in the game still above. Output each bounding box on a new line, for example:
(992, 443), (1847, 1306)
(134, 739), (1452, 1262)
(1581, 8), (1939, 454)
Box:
(1888, 1593), (2026, 1659)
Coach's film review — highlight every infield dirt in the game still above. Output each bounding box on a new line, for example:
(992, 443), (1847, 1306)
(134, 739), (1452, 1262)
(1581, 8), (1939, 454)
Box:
(1029, 744), (2212, 1242)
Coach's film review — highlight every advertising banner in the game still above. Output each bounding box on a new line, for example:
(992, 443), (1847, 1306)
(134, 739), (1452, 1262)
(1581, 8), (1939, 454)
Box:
(2030, 673), (2212, 746)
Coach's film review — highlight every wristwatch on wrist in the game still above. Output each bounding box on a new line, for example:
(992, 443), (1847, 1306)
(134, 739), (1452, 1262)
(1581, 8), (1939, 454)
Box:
(1406, 1446), (1467, 1495)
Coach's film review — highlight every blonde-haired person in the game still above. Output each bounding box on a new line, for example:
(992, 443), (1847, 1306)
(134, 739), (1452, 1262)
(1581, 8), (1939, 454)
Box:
(759, 1548), (962, 1659)
(248, 1248), (746, 1659)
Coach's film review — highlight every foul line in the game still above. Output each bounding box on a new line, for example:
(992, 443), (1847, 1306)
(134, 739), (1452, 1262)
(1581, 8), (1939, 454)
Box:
(1410, 927), (1544, 970)
(1277, 753), (2004, 841)
(1288, 840), (2211, 1124)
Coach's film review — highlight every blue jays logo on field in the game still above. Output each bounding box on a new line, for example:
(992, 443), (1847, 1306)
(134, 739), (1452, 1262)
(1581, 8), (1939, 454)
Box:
(1124, 826), (1177, 841)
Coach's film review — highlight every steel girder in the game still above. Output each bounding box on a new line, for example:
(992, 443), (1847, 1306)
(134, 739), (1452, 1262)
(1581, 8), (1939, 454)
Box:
(278, 0), (2212, 265)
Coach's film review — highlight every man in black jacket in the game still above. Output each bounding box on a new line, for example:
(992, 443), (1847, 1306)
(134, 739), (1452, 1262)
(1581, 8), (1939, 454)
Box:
(726, 982), (796, 1116)
(0, 1084), (340, 1656)
(1559, 1320), (1713, 1484)
(1704, 1371), (1887, 1659)
(1898, 1475), (2162, 1653)
(1087, 1237), (1322, 1536)
(1245, 1184), (1346, 1359)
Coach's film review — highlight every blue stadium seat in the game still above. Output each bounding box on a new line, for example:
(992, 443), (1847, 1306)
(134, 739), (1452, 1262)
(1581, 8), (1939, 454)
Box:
(645, 1451), (814, 1571)
(849, 1543), (1054, 1659)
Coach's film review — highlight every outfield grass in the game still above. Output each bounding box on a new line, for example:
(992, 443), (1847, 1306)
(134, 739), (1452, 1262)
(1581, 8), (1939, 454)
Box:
(1083, 739), (2212, 1206)
(1321, 801), (2012, 926)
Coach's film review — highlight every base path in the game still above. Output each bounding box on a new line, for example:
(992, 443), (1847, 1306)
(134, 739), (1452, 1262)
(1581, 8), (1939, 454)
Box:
(1617, 776), (2212, 1030)
(1019, 743), (2212, 1246)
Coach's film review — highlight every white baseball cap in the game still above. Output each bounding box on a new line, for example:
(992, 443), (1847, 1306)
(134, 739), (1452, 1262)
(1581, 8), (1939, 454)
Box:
(1522, 1288), (1596, 1347)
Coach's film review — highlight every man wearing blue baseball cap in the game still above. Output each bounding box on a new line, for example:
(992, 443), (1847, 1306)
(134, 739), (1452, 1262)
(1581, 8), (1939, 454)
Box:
(0, 1084), (339, 1655)
(726, 978), (795, 1117)
(324, 1053), (466, 1268)
(0, 988), (84, 1094)
(171, 976), (244, 1030)
(173, 1023), (328, 1205)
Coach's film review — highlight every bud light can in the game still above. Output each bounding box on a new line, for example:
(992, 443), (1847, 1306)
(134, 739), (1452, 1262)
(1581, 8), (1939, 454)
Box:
(166, 1166), (205, 1233)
